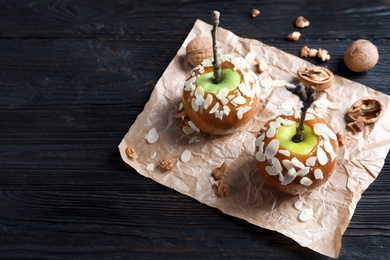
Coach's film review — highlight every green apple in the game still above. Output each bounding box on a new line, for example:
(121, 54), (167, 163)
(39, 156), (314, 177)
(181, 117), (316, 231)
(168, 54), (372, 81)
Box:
(196, 69), (240, 93)
(277, 123), (318, 155)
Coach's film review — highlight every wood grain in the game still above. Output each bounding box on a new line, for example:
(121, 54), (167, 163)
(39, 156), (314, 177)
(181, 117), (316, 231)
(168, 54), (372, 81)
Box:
(0, 0), (389, 259)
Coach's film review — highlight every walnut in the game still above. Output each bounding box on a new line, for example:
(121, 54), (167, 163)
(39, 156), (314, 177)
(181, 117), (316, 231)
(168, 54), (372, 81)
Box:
(347, 122), (365, 133)
(344, 39), (379, 72)
(212, 162), (227, 180)
(186, 36), (213, 67)
(159, 158), (175, 172)
(300, 46), (310, 57)
(317, 48), (330, 61)
(346, 98), (385, 124)
(336, 131), (351, 146)
(213, 180), (231, 197)
(295, 16), (310, 28)
(287, 31), (301, 41)
(251, 8), (260, 18)
(297, 66), (334, 91)
(125, 147), (137, 159)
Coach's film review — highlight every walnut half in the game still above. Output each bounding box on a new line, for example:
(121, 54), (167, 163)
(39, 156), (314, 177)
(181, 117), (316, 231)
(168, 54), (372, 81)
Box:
(346, 98), (386, 124)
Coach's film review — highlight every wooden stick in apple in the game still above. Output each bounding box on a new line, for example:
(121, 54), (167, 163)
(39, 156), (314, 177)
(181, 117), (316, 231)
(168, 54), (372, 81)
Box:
(211, 11), (222, 84)
(286, 83), (317, 143)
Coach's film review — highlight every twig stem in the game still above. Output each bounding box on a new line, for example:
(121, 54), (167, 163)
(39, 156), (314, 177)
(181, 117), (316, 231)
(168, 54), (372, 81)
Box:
(211, 11), (221, 84)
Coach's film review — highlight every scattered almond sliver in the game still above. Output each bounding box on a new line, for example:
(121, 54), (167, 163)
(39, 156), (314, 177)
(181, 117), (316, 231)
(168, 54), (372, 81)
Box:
(181, 149), (192, 163)
(299, 208), (313, 222)
(146, 163), (154, 171)
(146, 127), (159, 143)
(327, 101), (342, 110)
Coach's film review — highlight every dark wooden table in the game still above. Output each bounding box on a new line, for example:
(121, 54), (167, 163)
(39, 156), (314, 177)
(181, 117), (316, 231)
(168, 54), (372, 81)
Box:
(0, 1), (389, 259)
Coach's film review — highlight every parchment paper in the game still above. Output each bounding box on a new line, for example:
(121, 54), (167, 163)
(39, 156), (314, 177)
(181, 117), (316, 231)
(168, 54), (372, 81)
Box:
(119, 19), (390, 258)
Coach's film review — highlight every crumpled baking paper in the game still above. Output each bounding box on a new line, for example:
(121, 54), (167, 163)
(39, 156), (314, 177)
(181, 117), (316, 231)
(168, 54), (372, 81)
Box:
(118, 19), (390, 258)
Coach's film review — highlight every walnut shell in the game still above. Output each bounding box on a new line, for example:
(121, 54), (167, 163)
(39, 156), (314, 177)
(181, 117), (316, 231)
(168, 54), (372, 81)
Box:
(346, 97), (385, 124)
(297, 66), (334, 91)
(344, 39), (379, 72)
(186, 36), (213, 67)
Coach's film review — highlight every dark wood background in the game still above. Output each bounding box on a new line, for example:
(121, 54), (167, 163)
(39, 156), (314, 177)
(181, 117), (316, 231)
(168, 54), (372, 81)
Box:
(0, 0), (389, 259)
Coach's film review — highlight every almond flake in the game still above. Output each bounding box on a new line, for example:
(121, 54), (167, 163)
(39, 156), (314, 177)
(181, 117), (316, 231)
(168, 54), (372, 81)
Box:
(294, 201), (303, 211)
(187, 121), (200, 133)
(281, 99), (294, 110)
(313, 123), (327, 136)
(327, 101), (342, 110)
(195, 95), (205, 106)
(282, 159), (294, 171)
(317, 147), (328, 165)
(255, 150), (266, 162)
(203, 94), (213, 109)
(278, 149), (291, 157)
(306, 156), (317, 167)
(264, 139), (280, 160)
(146, 163), (154, 171)
(269, 121), (281, 128)
(314, 169), (324, 180)
(266, 126), (276, 138)
(233, 96), (247, 105)
(182, 125), (195, 135)
(191, 98), (199, 112)
(146, 127), (159, 144)
(195, 86), (204, 98)
(305, 113), (315, 121)
(238, 83), (253, 97)
(272, 157), (283, 173)
(265, 166), (278, 176)
(209, 102), (219, 114)
(216, 88), (229, 99)
(281, 169), (297, 185)
(255, 133), (265, 146)
(181, 150), (192, 163)
(297, 167), (310, 176)
(291, 157), (305, 169)
(299, 208), (313, 222)
(300, 177), (313, 186)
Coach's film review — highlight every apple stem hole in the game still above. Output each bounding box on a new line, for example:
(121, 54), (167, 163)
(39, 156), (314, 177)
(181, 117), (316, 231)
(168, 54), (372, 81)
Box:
(211, 11), (222, 84)
(286, 83), (317, 143)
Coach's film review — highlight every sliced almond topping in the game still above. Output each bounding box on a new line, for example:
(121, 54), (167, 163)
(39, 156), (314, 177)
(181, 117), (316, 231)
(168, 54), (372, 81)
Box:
(297, 167), (310, 176)
(146, 127), (159, 144)
(255, 150), (266, 162)
(282, 159), (294, 171)
(209, 102), (219, 114)
(272, 157), (283, 173)
(278, 149), (291, 157)
(264, 139), (280, 160)
(313, 123), (327, 136)
(216, 88), (229, 100)
(306, 156), (317, 166)
(266, 126), (276, 138)
(314, 169), (324, 180)
(269, 121), (281, 128)
(265, 166), (278, 176)
(195, 86), (204, 98)
(299, 208), (313, 222)
(305, 113), (315, 121)
(255, 133), (265, 146)
(300, 177), (313, 186)
(323, 139), (334, 154)
(317, 147), (328, 165)
(180, 150), (192, 163)
(195, 95), (205, 106)
(191, 98), (199, 112)
(239, 83), (254, 97)
(291, 157), (305, 169)
(281, 99), (295, 110)
(233, 95), (247, 105)
(281, 168), (297, 185)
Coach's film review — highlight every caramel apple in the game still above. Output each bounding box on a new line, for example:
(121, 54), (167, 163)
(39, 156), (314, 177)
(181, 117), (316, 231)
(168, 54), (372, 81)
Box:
(255, 84), (338, 195)
(182, 11), (260, 135)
